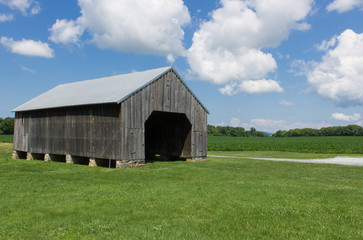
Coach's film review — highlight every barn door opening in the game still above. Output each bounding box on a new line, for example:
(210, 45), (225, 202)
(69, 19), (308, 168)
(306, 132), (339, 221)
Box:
(145, 111), (191, 161)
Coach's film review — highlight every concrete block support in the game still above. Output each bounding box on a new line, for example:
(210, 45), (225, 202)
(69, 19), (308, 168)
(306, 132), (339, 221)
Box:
(44, 154), (51, 162)
(116, 160), (146, 169)
(26, 152), (34, 160)
(66, 154), (74, 164)
(89, 158), (97, 167)
(12, 151), (19, 159)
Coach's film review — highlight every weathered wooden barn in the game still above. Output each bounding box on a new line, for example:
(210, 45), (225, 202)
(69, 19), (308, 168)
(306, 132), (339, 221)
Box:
(12, 66), (208, 168)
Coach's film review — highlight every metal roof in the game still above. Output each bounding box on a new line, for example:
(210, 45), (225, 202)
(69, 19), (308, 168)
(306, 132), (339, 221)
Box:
(13, 66), (208, 113)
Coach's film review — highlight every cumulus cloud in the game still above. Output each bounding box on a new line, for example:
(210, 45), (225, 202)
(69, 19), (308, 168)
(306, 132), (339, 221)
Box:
(0, 0), (41, 15)
(50, 0), (190, 59)
(0, 13), (13, 22)
(331, 113), (361, 121)
(219, 82), (238, 96)
(326, 0), (363, 13)
(0, 36), (54, 58)
(285, 122), (332, 130)
(30, 2), (40, 15)
(307, 29), (363, 106)
(242, 118), (332, 132)
(251, 119), (286, 128)
(187, 0), (314, 95)
(49, 19), (84, 45)
(289, 59), (311, 76)
(219, 80), (283, 95)
(239, 80), (283, 94)
(315, 36), (337, 51)
(230, 117), (241, 127)
(241, 118), (286, 132)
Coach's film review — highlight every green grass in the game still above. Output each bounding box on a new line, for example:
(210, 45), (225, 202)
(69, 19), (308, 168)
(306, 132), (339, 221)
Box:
(0, 135), (13, 143)
(208, 151), (348, 159)
(1, 143), (363, 239)
(208, 136), (363, 154)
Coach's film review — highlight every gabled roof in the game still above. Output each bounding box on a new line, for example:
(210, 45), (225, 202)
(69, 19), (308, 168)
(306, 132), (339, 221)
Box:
(13, 66), (208, 113)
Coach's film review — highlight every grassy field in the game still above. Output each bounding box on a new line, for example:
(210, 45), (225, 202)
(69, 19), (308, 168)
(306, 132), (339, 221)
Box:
(208, 136), (363, 154)
(0, 135), (13, 143)
(1, 142), (363, 239)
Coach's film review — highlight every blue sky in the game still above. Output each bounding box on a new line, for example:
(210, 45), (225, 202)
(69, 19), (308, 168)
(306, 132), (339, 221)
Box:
(1, 0), (363, 133)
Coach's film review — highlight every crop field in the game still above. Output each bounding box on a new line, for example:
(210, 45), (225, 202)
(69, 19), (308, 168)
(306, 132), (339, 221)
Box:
(1, 142), (363, 239)
(0, 135), (13, 143)
(208, 136), (363, 154)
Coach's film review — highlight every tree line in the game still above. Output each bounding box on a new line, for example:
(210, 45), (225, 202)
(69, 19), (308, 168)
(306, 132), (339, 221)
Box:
(207, 125), (268, 137)
(208, 124), (363, 137)
(0, 117), (14, 135)
(272, 125), (363, 137)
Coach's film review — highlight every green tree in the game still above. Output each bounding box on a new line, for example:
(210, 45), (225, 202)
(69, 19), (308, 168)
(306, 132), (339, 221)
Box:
(0, 117), (14, 134)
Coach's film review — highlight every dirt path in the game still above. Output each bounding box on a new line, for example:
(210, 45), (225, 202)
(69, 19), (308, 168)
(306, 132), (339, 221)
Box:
(208, 155), (363, 166)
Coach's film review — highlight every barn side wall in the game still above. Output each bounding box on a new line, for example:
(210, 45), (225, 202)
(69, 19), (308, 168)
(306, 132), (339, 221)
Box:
(120, 69), (207, 160)
(13, 104), (121, 160)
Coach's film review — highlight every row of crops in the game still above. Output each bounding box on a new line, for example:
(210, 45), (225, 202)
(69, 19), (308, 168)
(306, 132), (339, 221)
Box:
(208, 136), (363, 154)
(0, 134), (13, 143)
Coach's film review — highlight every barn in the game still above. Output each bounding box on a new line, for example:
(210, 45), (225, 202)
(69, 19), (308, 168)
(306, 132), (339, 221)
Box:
(12, 66), (208, 168)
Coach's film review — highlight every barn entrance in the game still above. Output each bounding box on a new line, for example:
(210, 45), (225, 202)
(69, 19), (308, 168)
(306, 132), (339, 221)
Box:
(145, 111), (191, 161)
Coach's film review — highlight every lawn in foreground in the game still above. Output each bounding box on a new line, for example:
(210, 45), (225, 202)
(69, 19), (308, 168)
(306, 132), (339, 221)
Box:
(1, 144), (363, 239)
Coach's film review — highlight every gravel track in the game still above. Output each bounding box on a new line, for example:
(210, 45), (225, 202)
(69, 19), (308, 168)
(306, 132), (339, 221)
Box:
(208, 155), (363, 166)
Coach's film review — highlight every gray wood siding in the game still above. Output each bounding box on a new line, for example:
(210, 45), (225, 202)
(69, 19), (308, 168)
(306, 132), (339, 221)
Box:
(14, 104), (121, 159)
(14, 69), (207, 160)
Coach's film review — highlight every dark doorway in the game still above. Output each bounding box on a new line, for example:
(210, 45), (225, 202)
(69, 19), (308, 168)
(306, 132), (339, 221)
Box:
(145, 111), (191, 161)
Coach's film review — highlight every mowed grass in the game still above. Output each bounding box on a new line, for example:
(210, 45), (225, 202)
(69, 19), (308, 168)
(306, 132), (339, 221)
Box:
(208, 136), (363, 154)
(1, 143), (363, 239)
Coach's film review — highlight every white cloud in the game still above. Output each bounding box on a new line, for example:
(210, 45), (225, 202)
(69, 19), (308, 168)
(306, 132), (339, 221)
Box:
(71, 0), (190, 58)
(279, 100), (295, 106)
(0, 36), (54, 58)
(167, 54), (175, 64)
(230, 117), (241, 127)
(216, 122), (226, 126)
(242, 118), (332, 132)
(326, 0), (363, 13)
(30, 2), (40, 15)
(289, 59), (310, 76)
(220, 79), (283, 95)
(285, 122), (332, 130)
(187, 0), (313, 95)
(0, 13), (13, 22)
(219, 82), (238, 96)
(242, 118), (286, 132)
(238, 80), (283, 94)
(251, 119), (286, 128)
(331, 113), (361, 121)
(315, 36), (337, 51)
(49, 19), (84, 45)
(307, 29), (363, 106)
(21, 65), (36, 73)
(0, 0), (41, 15)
